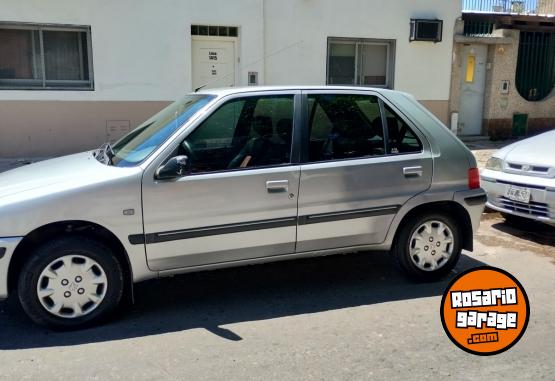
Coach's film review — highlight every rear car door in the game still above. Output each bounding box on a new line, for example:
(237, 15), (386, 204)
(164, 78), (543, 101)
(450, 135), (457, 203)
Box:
(296, 90), (433, 252)
(141, 91), (301, 271)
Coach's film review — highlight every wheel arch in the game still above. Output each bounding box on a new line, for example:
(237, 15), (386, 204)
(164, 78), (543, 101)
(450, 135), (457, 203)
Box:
(8, 220), (133, 300)
(392, 201), (474, 252)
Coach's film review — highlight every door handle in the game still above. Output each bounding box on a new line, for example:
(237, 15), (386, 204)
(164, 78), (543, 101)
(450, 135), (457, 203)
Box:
(266, 180), (289, 193)
(403, 166), (423, 178)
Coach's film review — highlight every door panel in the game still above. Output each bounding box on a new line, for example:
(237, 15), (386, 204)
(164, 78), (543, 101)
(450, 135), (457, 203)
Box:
(296, 91), (432, 252)
(142, 167), (300, 270)
(192, 37), (235, 90)
(142, 92), (300, 271)
(297, 155), (431, 252)
(459, 44), (487, 136)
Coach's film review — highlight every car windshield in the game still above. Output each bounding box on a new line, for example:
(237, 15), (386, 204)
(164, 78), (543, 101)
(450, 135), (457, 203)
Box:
(108, 94), (215, 167)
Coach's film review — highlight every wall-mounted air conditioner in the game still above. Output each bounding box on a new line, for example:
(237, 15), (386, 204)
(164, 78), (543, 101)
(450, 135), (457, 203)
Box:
(410, 19), (443, 43)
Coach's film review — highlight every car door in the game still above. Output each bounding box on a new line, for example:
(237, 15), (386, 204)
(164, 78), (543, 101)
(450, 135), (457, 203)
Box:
(141, 91), (301, 271)
(296, 90), (433, 252)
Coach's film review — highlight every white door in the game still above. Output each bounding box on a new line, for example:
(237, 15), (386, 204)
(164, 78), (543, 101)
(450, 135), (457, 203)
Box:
(458, 44), (487, 136)
(192, 37), (235, 90)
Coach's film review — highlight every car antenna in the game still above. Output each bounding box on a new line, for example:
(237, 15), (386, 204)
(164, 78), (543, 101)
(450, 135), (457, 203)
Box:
(194, 84), (207, 93)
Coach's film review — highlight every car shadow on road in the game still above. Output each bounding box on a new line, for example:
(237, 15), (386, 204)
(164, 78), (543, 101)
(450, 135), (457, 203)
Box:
(492, 218), (555, 248)
(0, 251), (486, 350)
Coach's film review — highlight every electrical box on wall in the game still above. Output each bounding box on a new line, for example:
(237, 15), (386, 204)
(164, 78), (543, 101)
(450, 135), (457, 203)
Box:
(410, 19), (443, 43)
(248, 71), (258, 86)
(106, 120), (131, 144)
(500, 80), (510, 94)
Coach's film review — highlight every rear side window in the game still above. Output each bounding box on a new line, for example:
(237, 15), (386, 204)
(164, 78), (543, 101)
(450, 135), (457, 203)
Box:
(384, 104), (423, 154)
(307, 94), (385, 162)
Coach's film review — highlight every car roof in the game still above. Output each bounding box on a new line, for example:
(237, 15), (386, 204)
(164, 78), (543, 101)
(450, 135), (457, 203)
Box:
(196, 85), (405, 98)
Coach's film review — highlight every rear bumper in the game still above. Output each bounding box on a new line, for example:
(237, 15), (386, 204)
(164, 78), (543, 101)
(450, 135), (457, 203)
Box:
(0, 237), (22, 300)
(481, 170), (555, 224)
(453, 188), (487, 234)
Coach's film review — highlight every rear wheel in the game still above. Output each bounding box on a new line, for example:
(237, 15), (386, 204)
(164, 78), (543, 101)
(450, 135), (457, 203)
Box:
(392, 212), (461, 281)
(18, 237), (124, 329)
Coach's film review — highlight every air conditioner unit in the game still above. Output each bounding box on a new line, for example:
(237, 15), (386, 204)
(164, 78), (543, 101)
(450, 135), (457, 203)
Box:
(410, 19), (443, 43)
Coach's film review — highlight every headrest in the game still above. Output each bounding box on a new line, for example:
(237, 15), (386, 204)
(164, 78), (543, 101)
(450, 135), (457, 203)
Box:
(253, 115), (273, 137)
(276, 118), (292, 137)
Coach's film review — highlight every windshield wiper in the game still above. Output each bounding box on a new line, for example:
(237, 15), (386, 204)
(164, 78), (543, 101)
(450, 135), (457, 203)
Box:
(94, 142), (115, 165)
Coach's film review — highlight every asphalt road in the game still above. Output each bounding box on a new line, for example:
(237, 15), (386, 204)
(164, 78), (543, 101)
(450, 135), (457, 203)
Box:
(0, 214), (553, 380)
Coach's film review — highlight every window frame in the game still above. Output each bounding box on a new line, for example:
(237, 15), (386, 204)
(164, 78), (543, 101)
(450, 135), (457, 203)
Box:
(300, 90), (426, 164)
(152, 90), (303, 178)
(0, 21), (94, 90)
(382, 102), (424, 155)
(326, 37), (396, 89)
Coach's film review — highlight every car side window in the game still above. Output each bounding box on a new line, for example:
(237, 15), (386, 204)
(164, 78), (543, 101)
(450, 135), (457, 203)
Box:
(307, 94), (385, 162)
(384, 104), (423, 154)
(182, 95), (294, 174)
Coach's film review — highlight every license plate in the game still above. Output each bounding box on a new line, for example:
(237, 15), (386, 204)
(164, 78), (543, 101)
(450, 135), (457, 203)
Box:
(505, 185), (531, 203)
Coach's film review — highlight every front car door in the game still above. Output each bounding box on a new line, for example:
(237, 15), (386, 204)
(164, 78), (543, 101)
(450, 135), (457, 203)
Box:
(141, 91), (301, 271)
(296, 90), (433, 252)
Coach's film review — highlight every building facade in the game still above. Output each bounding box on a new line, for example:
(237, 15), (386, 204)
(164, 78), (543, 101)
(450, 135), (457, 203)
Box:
(451, 1), (555, 137)
(0, 0), (460, 157)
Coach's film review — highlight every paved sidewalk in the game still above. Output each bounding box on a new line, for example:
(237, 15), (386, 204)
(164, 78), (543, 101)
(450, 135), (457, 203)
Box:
(461, 137), (516, 169)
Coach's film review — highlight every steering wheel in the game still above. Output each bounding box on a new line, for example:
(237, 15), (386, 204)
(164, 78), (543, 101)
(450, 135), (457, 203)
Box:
(180, 140), (198, 162)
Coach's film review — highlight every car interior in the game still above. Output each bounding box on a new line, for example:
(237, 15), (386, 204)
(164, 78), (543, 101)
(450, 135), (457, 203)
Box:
(179, 96), (294, 173)
(308, 94), (386, 161)
(175, 94), (422, 174)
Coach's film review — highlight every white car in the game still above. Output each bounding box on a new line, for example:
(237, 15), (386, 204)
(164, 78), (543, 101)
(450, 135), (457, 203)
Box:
(481, 130), (555, 226)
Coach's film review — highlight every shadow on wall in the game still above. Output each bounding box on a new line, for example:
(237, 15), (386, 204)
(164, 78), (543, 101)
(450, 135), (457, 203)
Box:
(0, 251), (486, 350)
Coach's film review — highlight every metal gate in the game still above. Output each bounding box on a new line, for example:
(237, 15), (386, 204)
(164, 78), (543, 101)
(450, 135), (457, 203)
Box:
(516, 31), (555, 101)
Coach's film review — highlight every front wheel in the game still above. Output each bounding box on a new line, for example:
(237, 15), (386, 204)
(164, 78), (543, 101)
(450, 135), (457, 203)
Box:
(18, 237), (124, 329)
(392, 212), (462, 281)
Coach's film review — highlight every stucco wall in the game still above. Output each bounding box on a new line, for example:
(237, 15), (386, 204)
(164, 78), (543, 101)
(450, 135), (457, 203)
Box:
(0, 101), (170, 157)
(263, 0), (459, 101)
(0, 0), (266, 102)
(483, 29), (555, 137)
(0, 0), (459, 156)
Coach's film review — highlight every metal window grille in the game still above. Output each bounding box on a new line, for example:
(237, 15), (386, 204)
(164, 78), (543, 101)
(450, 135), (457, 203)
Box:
(516, 31), (555, 101)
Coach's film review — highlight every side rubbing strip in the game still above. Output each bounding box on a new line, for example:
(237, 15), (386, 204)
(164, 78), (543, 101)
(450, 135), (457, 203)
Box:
(128, 206), (400, 245)
(298, 205), (400, 225)
(136, 217), (298, 245)
(129, 234), (145, 245)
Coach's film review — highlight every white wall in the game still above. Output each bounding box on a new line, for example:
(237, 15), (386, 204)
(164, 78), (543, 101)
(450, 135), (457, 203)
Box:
(263, 0), (461, 101)
(0, 0), (460, 102)
(0, 0), (265, 101)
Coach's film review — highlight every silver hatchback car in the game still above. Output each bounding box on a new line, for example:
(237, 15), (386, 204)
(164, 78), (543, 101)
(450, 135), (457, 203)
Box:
(0, 87), (485, 328)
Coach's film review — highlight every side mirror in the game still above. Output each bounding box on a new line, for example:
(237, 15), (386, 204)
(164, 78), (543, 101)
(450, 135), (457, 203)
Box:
(155, 155), (189, 180)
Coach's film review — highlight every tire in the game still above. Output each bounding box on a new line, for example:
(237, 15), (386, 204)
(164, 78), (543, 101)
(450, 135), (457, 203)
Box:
(392, 212), (462, 282)
(18, 236), (124, 329)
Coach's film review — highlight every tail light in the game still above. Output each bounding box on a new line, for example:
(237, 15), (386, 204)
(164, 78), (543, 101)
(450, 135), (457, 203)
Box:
(468, 168), (480, 190)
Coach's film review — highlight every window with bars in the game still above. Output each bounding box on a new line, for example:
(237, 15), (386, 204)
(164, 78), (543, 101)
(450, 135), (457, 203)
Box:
(516, 31), (555, 101)
(463, 19), (495, 36)
(191, 25), (238, 37)
(0, 23), (93, 90)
